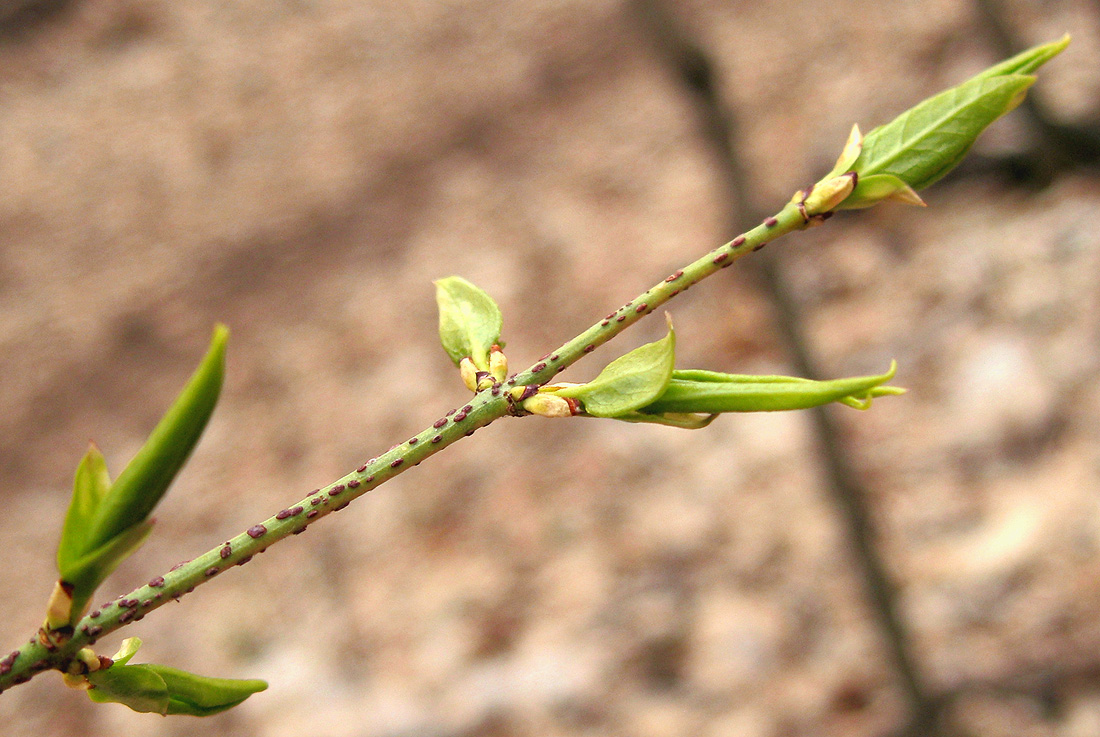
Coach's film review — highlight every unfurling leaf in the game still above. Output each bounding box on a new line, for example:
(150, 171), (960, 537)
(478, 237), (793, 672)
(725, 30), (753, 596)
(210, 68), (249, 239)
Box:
(86, 639), (266, 717)
(638, 362), (903, 416)
(51, 326), (228, 627)
(435, 276), (503, 371)
(841, 36), (1068, 206)
(142, 665), (268, 716)
(551, 314), (676, 417)
(111, 637), (144, 667)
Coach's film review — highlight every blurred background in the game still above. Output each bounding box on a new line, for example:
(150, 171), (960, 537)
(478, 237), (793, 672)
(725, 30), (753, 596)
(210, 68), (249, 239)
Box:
(1, 1), (1099, 735)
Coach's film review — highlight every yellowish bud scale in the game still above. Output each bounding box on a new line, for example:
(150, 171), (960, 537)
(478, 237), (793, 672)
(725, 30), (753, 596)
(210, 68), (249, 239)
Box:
(522, 393), (580, 418)
(44, 580), (75, 631)
(489, 345), (508, 383)
(803, 172), (857, 216)
(459, 357), (479, 392)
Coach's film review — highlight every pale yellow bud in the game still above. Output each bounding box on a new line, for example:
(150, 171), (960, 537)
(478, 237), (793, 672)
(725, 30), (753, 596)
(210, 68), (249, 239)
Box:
(62, 672), (91, 689)
(489, 345), (508, 383)
(459, 357), (479, 392)
(522, 393), (580, 418)
(802, 172), (858, 216)
(44, 580), (75, 632)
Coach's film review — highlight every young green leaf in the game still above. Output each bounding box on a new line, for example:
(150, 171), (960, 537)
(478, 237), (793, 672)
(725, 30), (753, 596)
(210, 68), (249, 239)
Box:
(49, 327), (227, 627)
(639, 362), (902, 415)
(56, 444), (112, 580)
(86, 638), (267, 717)
(971, 33), (1070, 80)
(842, 36), (1067, 205)
(142, 665), (268, 716)
(435, 276), (503, 371)
(551, 315), (676, 417)
(111, 637), (144, 666)
(87, 664), (266, 717)
(607, 411), (718, 429)
(86, 661), (170, 714)
(84, 325), (227, 553)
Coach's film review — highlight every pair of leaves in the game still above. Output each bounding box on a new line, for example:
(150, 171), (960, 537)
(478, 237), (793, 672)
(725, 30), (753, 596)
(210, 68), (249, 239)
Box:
(435, 276), (503, 371)
(86, 638), (267, 716)
(53, 326), (228, 627)
(827, 35), (1068, 210)
(548, 319), (901, 425)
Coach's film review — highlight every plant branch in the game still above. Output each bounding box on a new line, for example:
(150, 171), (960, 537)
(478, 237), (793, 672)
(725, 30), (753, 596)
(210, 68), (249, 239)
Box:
(0, 201), (809, 692)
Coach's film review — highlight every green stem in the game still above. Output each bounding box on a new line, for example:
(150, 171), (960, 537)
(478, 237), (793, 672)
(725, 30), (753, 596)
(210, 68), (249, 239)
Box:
(512, 202), (807, 387)
(0, 201), (806, 692)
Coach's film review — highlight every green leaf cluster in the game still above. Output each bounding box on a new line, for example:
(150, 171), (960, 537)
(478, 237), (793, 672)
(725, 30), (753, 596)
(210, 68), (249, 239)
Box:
(86, 638), (267, 716)
(53, 326), (227, 627)
(435, 277), (503, 371)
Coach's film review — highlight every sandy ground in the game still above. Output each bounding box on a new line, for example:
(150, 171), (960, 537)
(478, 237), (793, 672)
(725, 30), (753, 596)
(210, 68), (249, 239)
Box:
(1, 1), (1099, 735)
